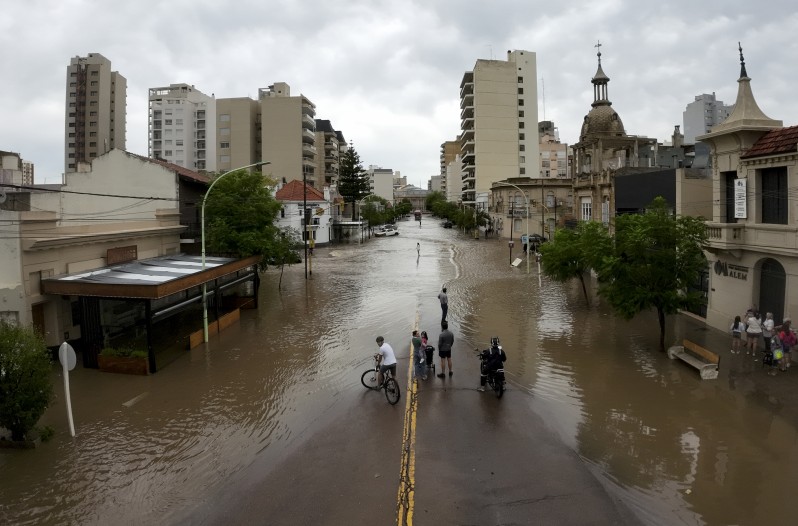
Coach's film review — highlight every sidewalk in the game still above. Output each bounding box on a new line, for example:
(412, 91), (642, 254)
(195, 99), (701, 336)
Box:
(676, 313), (798, 420)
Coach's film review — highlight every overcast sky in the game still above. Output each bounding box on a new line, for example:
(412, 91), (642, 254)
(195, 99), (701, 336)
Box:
(1, 0), (796, 186)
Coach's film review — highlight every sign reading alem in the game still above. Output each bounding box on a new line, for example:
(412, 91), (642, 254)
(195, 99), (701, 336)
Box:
(734, 178), (747, 219)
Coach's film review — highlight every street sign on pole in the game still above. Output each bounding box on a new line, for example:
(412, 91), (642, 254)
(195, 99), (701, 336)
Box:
(58, 342), (77, 437)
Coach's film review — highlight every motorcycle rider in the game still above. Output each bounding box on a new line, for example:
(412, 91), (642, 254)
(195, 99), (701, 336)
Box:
(478, 337), (507, 392)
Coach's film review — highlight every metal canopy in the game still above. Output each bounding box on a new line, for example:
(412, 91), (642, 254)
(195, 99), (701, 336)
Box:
(42, 254), (261, 299)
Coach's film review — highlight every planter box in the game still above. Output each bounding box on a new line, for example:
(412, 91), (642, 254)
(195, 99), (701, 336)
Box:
(98, 355), (149, 375)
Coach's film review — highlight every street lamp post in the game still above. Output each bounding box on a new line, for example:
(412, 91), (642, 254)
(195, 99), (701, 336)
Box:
(201, 161), (270, 343)
(494, 181), (530, 274)
(508, 240), (514, 266)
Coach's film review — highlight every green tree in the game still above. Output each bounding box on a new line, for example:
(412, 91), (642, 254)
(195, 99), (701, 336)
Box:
(395, 199), (413, 217)
(204, 169), (283, 270)
(272, 227), (302, 290)
(597, 197), (708, 351)
(0, 322), (53, 441)
(425, 191), (447, 212)
(540, 221), (611, 304)
(338, 144), (371, 219)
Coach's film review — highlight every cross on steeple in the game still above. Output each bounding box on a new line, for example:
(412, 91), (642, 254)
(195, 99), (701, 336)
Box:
(738, 41), (748, 78)
(595, 40), (602, 65)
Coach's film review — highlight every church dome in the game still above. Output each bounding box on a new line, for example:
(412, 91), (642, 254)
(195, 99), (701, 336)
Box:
(580, 105), (626, 140)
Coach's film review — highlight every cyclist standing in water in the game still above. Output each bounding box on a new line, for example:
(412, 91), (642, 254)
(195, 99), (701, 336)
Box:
(375, 336), (397, 386)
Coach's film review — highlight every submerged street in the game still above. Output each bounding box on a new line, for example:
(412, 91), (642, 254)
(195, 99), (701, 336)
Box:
(2, 218), (798, 525)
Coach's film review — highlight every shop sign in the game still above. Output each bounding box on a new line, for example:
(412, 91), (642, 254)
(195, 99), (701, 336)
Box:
(714, 260), (748, 280)
(734, 178), (747, 219)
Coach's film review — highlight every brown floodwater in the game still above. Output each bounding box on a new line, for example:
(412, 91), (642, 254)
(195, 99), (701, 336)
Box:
(1, 219), (796, 525)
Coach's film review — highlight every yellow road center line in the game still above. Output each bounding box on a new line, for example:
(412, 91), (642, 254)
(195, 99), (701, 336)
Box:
(397, 314), (420, 525)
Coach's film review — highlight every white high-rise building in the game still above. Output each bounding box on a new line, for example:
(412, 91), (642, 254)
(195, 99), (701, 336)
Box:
(65, 53), (126, 173)
(148, 84), (216, 171)
(459, 50), (540, 205)
(683, 93), (733, 144)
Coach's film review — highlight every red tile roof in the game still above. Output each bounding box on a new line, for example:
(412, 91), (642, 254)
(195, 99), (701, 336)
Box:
(741, 125), (798, 159)
(274, 180), (326, 202)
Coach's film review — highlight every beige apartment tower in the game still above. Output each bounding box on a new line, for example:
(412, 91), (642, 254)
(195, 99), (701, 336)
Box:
(65, 53), (126, 174)
(460, 50), (539, 205)
(215, 97), (260, 173)
(259, 83), (317, 184)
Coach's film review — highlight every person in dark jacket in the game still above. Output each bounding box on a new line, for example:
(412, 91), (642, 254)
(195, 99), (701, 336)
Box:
(478, 337), (507, 391)
(436, 321), (454, 378)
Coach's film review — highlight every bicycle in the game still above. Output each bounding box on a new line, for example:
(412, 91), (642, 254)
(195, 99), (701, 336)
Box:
(361, 354), (401, 405)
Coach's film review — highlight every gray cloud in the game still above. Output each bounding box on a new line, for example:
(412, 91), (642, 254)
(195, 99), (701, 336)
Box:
(1, 0), (796, 187)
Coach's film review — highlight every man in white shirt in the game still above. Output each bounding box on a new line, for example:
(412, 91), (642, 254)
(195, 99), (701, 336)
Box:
(376, 336), (397, 386)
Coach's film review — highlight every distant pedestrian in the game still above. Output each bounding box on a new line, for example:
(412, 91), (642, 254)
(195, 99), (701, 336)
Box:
(411, 330), (426, 381)
(438, 287), (448, 324)
(730, 315), (744, 354)
(746, 311), (763, 358)
(777, 318), (796, 372)
(436, 321), (454, 378)
(762, 312), (775, 353)
(416, 243), (420, 256)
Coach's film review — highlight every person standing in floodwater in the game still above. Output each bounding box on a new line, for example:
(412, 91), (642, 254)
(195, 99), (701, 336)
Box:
(417, 243), (420, 256)
(438, 286), (448, 324)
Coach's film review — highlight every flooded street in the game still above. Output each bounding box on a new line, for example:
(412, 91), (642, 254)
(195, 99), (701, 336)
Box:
(2, 218), (798, 525)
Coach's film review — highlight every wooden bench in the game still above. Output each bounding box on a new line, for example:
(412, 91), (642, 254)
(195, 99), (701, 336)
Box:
(667, 339), (720, 380)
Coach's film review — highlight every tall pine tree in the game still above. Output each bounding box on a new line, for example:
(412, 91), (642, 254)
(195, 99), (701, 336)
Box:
(337, 143), (372, 219)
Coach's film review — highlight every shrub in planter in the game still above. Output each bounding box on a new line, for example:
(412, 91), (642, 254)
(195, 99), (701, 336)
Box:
(0, 321), (54, 442)
(98, 347), (149, 375)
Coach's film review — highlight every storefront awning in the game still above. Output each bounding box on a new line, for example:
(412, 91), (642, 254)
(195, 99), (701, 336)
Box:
(42, 255), (261, 299)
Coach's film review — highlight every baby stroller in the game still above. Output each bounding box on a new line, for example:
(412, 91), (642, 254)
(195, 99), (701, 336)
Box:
(424, 345), (436, 373)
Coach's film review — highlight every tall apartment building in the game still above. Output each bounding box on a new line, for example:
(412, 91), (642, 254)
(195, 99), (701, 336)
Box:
(64, 53), (126, 173)
(215, 97), (260, 173)
(683, 93), (733, 144)
(148, 83), (216, 171)
(439, 140), (460, 201)
(366, 165), (394, 202)
(314, 119), (342, 187)
(459, 50), (540, 205)
(259, 83), (316, 184)
(538, 121), (568, 178)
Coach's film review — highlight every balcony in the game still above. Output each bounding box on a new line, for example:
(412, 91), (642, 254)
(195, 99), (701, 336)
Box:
(302, 128), (315, 142)
(706, 222), (798, 255)
(302, 114), (316, 128)
(460, 92), (474, 110)
(461, 116), (474, 130)
(302, 144), (317, 158)
(460, 105), (473, 119)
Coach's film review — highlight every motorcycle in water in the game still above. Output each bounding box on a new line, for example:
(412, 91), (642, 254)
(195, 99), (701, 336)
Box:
(477, 337), (507, 398)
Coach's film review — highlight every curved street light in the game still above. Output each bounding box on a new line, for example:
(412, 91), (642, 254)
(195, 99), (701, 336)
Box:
(201, 161), (270, 343)
(493, 181), (530, 274)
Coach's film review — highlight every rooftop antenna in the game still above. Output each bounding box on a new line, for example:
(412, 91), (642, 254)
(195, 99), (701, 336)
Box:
(541, 78), (546, 121)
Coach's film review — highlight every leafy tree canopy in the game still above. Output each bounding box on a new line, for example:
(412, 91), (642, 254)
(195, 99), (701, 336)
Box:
(539, 221), (611, 304)
(597, 197), (708, 350)
(204, 169), (286, 270)
(0, 322), (53, 441)
(337, 145), (371, 218)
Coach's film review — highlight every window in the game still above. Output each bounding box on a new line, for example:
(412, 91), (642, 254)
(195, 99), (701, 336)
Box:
(520, 145), (525, 152)
(68, 142), (75, 148)
(518, 87), (524, 94)
(176, 140), (183, 146)
(518, 99), (524, 106)
(90, 91), (98, 96)
(519, 122), (524, 129)
(761, 167), (788, 224)
(520, 156), (525, 163)
(68, 112), (75, 117)
(581, 197), (592, 221)
(90, 121), (97, 126)
(90, 111), (97, 116)
(723, 171), (737, 223)
(69, 132), (75, 137)
(519, 133), (525, 140)
(165, 119), (172, 125)
(176, 119), (183, 125)
(90, 71), (98, 76)
(90, 142), (97, 147)
(517, 76), (523, 83)
(520, 167), (525, 175)
(164, 150), (173, 156)
(220, 142), (230, 149)
(220, 128), (230, 136)
(89, 132), (97, 137)
(91, 81), (98, 86)
(220, 114), (230, 122)
(69, 82), (76, 87)
(518, 111), (524, 118)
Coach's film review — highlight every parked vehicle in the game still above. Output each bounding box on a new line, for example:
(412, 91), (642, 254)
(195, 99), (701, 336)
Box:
(374, 225), (399, 237)
(442, 220), (453, 229)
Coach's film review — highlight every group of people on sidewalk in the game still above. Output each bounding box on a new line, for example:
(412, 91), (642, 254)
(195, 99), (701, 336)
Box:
(730, 308), (797, 375)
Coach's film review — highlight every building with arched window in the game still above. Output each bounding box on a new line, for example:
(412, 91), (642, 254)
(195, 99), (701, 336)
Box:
(698, 46), (798, 330)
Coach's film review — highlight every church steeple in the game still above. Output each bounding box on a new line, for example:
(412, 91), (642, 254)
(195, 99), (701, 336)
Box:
(591, 40), (611, 108)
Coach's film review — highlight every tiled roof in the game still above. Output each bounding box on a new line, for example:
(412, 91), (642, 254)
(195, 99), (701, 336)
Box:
(741, 125), (798, 159)
(274, 179), (325, 202)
